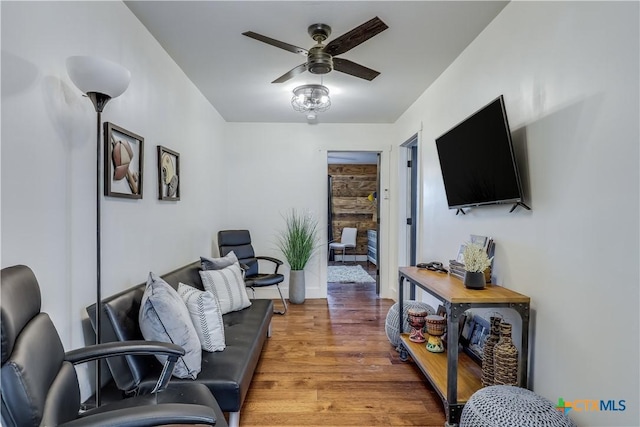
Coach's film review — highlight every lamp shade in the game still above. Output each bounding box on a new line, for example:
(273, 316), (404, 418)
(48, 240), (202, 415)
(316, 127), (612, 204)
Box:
(66, 56), (131, 98)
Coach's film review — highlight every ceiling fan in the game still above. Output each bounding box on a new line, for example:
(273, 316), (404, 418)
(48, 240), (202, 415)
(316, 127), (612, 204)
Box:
(243, 16), (388, 83)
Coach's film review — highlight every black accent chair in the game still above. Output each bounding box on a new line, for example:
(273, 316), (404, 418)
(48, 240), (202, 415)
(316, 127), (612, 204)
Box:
(0, 265), (226, 427)
(218, 229), (287, 314)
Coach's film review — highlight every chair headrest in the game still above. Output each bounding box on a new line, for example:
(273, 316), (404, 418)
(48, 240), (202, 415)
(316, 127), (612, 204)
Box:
(1, 265), (42, 364)
(218, 229), (251, 247)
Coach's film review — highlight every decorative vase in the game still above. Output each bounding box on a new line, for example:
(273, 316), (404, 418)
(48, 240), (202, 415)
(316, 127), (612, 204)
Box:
(425, 314), (446, 353)
(493, 322), (519, 386)
(464, 271), (486, 289)
(407, 308), (428, 343)
(289, 270), (305, 304)
(481, 316), (502, 387)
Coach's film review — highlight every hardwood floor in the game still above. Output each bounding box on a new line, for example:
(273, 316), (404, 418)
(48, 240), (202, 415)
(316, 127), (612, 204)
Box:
(239, 276), (446, 426)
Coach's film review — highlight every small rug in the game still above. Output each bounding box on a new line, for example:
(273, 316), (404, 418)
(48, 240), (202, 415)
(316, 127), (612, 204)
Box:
(327, 265), (375, 284)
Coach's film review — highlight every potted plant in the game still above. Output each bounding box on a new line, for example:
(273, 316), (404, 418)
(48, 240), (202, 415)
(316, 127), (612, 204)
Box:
(276, 209), (319, 304)
(462, 243), (493, 289)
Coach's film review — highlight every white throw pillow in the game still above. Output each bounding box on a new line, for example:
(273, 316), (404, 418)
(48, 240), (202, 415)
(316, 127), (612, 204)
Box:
(138, 272), (201, 379)
(199, 262), (251, 314)
(178, 283), (226, 352)
(201, 251), (238, 270)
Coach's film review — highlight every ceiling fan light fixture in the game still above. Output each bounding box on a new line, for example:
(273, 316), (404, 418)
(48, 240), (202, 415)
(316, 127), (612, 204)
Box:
(291, 84), (331, 118)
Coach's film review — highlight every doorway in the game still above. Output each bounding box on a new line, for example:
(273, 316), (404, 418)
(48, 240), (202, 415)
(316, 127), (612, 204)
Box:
(327, 151), (380, 294)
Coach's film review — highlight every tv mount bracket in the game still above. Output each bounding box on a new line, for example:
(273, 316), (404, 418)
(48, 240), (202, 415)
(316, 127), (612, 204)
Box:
(509, 202), (531, 213)
(455, 202), (531, 215)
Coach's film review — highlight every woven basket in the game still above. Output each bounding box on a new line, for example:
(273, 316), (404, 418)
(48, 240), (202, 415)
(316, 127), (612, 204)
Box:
(481, 316), (501, 387)
(493, 322), (518, 386)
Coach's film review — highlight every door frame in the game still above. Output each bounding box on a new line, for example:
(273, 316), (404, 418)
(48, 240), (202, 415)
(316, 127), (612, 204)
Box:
(401, 135), (419, 269)
(327, 151), (382, 295)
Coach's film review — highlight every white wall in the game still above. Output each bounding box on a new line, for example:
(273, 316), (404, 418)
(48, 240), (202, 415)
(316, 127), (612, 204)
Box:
(1, 1), (227, 398)
(223, 123), (396, 300)
(393, 2), (639, 426)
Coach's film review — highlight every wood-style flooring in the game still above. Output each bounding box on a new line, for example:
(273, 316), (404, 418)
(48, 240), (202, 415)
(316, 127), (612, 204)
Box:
(239, 267), (446, 427)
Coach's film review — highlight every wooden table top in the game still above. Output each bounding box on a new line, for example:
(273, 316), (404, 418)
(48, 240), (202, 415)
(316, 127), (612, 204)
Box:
(399, 266), (530, 304)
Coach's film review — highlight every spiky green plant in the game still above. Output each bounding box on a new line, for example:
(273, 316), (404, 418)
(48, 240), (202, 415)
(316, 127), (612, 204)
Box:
(276, 209), (319, 271)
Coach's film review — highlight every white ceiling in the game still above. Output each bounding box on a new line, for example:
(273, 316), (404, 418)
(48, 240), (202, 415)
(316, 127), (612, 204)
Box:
(125, 1), (508, 124)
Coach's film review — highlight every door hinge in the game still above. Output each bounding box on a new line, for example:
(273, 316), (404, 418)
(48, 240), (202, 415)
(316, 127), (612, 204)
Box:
(407, 160), (412, 168)
(406, 218), (412, 225)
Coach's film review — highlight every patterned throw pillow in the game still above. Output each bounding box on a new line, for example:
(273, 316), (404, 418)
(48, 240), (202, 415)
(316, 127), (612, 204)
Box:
(138, 272), (201, 379)
(178, 283), (226, 352)
(199, 263), (251, 314)
(201, 251), (238, 270)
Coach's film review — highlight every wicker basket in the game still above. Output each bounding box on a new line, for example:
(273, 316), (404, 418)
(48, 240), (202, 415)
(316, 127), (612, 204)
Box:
(493, 322), (518, 386)
(481, 316), (502, 387)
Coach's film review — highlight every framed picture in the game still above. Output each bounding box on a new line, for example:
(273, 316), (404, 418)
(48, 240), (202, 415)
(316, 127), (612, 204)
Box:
(157, 146), (180, 201)
(104, 123), (143, 199)
(456, 244), (466, 263)
(465, 315), (490, 362)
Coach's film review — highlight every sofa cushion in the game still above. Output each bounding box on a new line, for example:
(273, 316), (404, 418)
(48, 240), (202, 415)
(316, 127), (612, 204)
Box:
(201, 251), (238, 270)
(199, 263), (251, 314)
(139, 272), (201, 379)
(178, 283), (225, 352)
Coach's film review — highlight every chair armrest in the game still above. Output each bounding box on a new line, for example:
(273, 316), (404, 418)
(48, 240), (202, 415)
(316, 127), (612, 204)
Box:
(65, 341), (184, 394)
(256, 255), (283, 266)
(256, 255), (283, 273)
(58, 403), (216, 427)
(65, 341), (184, 364)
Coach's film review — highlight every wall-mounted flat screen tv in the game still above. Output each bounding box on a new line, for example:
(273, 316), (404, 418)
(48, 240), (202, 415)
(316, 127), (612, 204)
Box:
(435, 95), (525, 211)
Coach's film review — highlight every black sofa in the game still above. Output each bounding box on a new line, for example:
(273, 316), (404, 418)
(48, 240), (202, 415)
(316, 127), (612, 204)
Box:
(87, 261), (273, 427)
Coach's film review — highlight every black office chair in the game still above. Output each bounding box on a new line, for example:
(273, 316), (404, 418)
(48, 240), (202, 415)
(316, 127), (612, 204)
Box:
(0, 265), (225, 427)
(218, 229), (287, 315)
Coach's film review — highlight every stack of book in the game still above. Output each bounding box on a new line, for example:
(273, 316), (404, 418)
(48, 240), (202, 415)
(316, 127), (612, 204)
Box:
(449, 234), (495, 283)
(448, 260), (466, 281)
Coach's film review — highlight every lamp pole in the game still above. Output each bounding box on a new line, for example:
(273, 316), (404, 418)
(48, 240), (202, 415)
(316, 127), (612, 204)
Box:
(87, 92), (111, 407)
(66, 56), (130, 409)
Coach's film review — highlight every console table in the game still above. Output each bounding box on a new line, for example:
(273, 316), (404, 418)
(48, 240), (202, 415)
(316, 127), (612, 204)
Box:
(397, 267), (530, 427)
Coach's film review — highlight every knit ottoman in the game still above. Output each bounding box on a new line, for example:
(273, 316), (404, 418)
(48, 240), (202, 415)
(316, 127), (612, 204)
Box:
(460, 385), (576, 427)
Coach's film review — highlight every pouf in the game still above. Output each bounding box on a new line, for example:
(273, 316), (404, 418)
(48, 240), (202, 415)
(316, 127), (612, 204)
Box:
(460, 385), (577, 427)
(385, 300), (435, 348)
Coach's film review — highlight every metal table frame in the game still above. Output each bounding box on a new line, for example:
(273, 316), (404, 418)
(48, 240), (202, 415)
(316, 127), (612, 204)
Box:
(398, 270), (530, 426)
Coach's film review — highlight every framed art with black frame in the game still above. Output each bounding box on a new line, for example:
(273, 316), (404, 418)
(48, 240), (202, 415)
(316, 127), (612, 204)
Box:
(464, 314), (490, 363)
(157, 145), (180, 201)
(104, 122), (143, 199)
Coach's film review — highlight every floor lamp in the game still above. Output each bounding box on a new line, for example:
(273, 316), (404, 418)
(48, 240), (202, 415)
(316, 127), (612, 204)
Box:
(66, 56), (130, 406)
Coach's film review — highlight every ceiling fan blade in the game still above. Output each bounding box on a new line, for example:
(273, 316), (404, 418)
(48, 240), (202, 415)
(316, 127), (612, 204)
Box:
(242, 31), (308, 56)
(333, 58), (380, 81)
(323, 16), (388, 57)
(272, 63), (308, 83)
